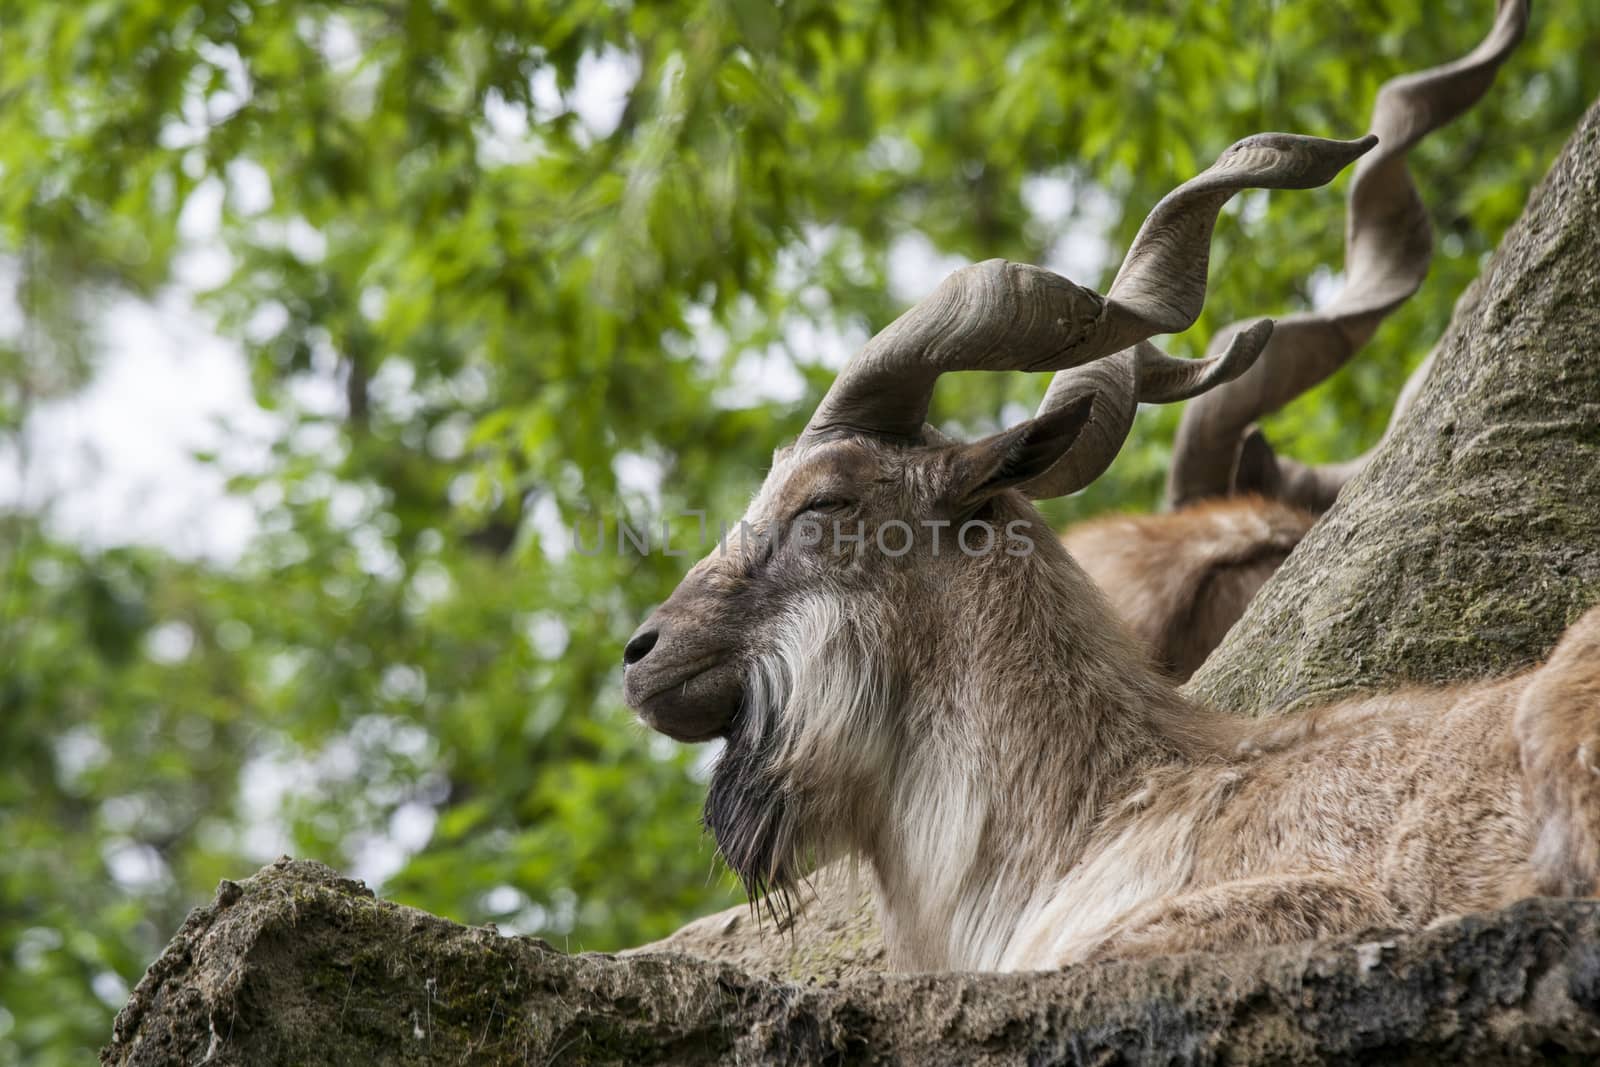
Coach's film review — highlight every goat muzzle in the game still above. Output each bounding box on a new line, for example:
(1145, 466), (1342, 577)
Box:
(622, 616), (741, 743)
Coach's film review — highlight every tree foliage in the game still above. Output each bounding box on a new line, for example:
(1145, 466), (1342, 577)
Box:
(1, 1), (1597, 1062)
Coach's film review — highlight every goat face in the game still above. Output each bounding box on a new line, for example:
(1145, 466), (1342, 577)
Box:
(622, 403), (1094, 891)
(620, 130), (1379, 748)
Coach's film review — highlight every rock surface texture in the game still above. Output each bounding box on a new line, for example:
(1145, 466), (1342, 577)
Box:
(103, 859), (1600, 1065)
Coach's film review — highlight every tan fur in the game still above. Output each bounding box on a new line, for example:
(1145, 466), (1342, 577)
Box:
(927, 538), (1598, 971)
(1002, 675), (1547, 967)
(1516, 616), (1600, 896)
(1063, 496), (1317, 680)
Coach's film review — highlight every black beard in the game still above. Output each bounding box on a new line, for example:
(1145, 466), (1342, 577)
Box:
(702, 698), (799, 923)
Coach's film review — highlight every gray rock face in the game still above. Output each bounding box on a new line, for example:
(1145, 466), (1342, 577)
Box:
(100, 859), (1600, 1065)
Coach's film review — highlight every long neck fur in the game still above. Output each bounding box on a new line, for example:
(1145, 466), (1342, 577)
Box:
(747, 502), (1246, 971)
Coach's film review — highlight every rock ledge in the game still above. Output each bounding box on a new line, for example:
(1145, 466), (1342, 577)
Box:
(102, 859), (1600, 1066)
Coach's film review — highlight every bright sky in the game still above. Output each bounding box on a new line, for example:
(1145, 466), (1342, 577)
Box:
(0, 289), (276, 561)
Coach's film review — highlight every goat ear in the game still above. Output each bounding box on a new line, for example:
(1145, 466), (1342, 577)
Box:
(1230, 424), (1285, 499)
(950, 393), (1097, 508)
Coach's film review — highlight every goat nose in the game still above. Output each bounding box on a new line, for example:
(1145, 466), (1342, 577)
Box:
(622, 628), (660, 667)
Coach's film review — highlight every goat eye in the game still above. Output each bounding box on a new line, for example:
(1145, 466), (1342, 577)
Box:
(798, 497), (851, 517)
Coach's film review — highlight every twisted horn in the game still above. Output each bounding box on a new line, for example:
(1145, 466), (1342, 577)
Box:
(799, 132), (1376, 446)
(1020, 320), (1274, 499)
(1165, 0), (1529, 510)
